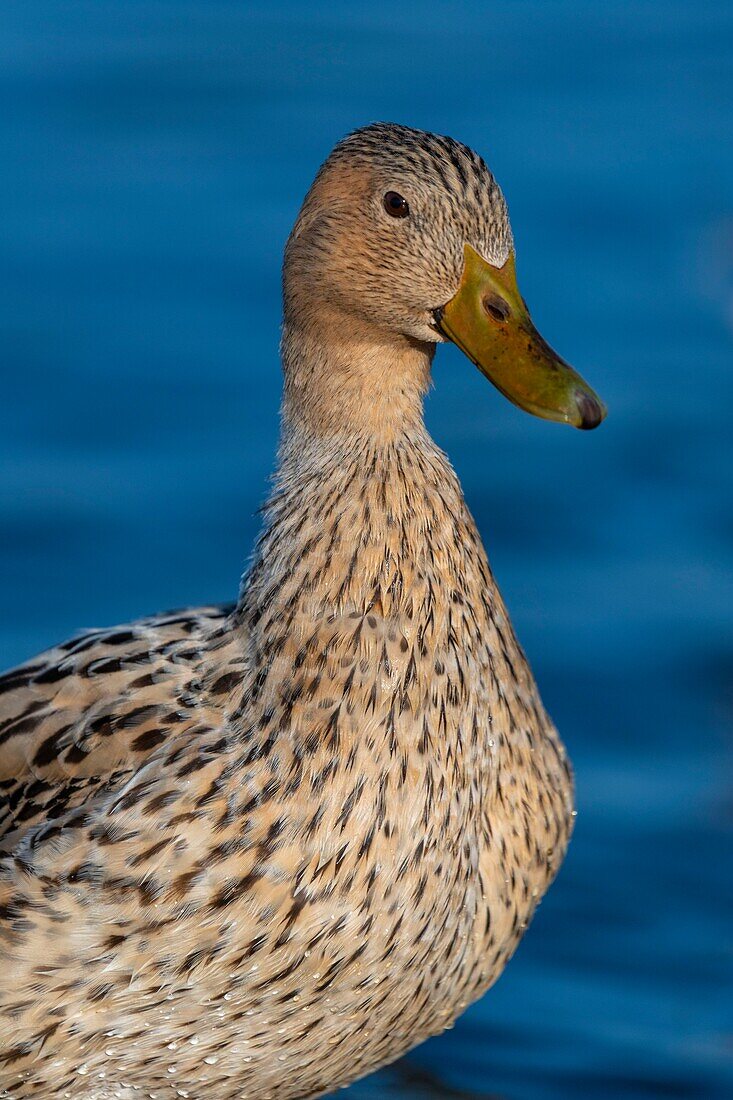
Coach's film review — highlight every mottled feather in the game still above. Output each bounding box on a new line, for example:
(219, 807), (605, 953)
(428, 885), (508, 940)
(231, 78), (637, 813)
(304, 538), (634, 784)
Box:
(0, 124), (574, 1100)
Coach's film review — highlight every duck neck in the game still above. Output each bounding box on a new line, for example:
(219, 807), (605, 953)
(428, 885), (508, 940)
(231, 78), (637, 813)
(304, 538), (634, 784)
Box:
(239, 314), (478, 630)
(280, 304), (433, 442)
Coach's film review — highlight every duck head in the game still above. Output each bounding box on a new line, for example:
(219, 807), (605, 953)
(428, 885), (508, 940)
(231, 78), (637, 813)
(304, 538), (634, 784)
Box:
(283, 123), (605, 431)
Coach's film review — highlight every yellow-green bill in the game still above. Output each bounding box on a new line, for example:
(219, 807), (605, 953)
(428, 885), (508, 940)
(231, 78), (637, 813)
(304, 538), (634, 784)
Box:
(436, 243), (606, 429)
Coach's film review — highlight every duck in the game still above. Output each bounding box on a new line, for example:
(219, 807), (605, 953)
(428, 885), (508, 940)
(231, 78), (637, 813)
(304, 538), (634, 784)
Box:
(0, 122), (605, 1100)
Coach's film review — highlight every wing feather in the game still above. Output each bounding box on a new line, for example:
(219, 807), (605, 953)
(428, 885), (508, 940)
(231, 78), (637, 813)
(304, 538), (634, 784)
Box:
(0, 604), (235, 845)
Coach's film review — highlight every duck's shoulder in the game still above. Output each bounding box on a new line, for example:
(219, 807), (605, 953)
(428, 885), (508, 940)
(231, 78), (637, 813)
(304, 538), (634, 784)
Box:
(0, 603), (239, 847)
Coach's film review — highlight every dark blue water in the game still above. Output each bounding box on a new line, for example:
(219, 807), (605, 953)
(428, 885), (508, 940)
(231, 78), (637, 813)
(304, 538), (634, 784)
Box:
(1, 3), (731, 1097)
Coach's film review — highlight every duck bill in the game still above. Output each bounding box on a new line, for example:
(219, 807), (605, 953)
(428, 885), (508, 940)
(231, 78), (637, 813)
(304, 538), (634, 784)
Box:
(436, 243), (606, 429)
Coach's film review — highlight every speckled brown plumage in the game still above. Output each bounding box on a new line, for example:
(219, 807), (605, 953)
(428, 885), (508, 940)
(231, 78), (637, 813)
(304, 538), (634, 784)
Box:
(0, 123), (575, 1100)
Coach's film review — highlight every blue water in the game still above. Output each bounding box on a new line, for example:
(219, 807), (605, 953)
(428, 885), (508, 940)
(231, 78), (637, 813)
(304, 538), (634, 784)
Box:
(1, 3), (731, 1097)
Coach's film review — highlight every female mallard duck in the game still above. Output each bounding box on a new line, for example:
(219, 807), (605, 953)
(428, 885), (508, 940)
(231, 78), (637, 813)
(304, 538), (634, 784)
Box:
(0, 123), (605, 1099)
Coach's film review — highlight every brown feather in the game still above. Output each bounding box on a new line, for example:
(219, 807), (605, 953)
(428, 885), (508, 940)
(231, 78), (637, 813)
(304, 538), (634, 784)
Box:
(0, 123), (573, 1100)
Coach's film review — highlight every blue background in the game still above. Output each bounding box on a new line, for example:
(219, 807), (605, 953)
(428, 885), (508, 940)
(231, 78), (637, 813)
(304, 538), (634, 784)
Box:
(1, 3), (731, 1097)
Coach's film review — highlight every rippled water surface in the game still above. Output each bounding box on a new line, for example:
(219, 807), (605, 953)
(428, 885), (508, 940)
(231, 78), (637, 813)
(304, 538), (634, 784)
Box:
(1, 3), (731, 1098)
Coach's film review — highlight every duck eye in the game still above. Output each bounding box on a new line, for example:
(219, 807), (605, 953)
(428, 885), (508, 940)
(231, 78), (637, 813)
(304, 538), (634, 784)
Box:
(383, 191), (409, 218)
